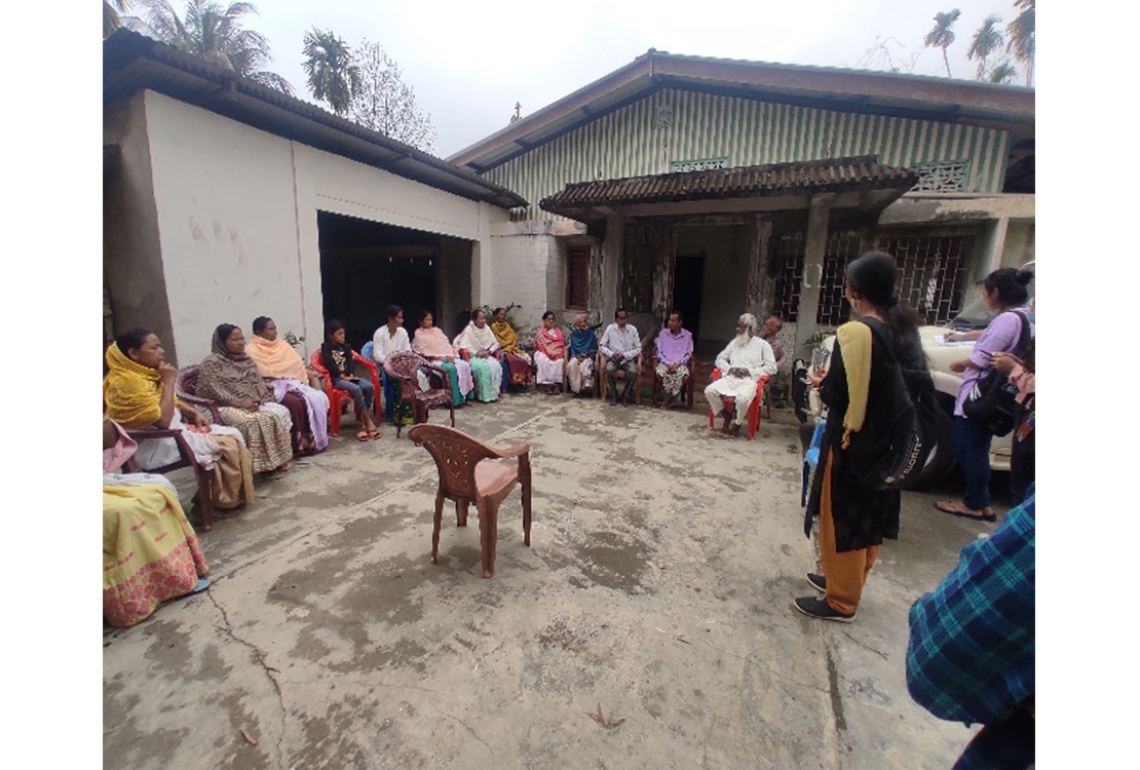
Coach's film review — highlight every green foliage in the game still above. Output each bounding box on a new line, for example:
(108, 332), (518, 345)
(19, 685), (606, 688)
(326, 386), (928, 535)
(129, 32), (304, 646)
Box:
(302, 28), (360, 116)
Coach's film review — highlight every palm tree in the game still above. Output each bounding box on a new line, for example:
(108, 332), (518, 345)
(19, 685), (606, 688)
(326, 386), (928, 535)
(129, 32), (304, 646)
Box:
(131, 1), (294, 94)
(967, 14), (1005, 80)
(923, 9), (961, 78)
(1006, 0), (1035, 86)
(301, 28), (361, 116)
(988, 61), (1018, 84)
(103, 0), (135, 37)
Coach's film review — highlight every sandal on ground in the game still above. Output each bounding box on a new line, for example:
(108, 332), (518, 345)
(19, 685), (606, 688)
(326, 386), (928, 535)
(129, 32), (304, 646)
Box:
(934, 501), (997, 522)
(368, 429), (382, 440)
(356, 430), (370, 442)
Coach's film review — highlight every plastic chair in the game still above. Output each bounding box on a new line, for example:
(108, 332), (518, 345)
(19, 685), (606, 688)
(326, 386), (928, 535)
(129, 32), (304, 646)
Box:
(309, 349), (382, 437)
(123, 427), (217, 531)
(706, 369), (770, 440)
(383, 350), (455, 438)
(801, 418), (827, 506)
(174, 365), (223, 423)
(408, 424), (532, 579)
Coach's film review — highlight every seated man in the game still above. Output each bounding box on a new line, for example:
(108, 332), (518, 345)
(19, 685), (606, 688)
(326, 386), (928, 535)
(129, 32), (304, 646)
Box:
(599, 308), (641, 405)
(654, 309), (693, 410)
(705, 313), (778, 437)
(760, 314), (786, 367)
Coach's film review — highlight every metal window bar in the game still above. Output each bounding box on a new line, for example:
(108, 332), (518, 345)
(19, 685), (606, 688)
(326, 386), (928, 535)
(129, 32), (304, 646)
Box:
(773, 233), (805, 322)
(875, 235), (973, 325)
(815, 232), (863, 326)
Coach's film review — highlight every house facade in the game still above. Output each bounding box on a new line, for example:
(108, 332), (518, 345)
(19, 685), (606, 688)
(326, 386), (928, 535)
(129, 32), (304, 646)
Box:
(449, 51), (1035, 365)
(103, 30), (525, 368)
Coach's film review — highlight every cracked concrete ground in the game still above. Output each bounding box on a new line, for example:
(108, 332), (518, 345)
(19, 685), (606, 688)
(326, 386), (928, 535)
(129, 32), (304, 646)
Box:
(103, 393), (997, 769)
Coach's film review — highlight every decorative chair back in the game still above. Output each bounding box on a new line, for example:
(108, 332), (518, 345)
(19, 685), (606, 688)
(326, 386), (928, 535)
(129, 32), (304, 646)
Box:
(407, 424), (499, 501)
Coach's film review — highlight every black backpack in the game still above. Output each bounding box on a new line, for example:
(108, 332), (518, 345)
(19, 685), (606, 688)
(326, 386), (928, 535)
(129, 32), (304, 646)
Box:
(846, 319), (941, 492)
(962, 311), (1032, 437)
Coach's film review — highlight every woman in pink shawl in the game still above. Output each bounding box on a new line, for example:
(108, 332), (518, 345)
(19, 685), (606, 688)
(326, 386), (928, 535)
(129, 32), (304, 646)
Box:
(412, 309), (474, 405)
(534, 310), (566, 394)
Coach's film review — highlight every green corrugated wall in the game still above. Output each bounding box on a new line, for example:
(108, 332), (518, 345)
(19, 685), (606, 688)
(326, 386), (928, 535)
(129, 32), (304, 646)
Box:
(481, 88), (1011, 220)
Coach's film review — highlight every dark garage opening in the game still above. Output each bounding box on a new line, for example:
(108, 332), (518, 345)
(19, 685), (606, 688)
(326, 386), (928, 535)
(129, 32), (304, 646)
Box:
(317, 211), (473, 351)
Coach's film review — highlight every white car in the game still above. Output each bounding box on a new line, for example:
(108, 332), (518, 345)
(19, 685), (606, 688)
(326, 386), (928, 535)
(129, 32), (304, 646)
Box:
(797, 262), (1033, 486)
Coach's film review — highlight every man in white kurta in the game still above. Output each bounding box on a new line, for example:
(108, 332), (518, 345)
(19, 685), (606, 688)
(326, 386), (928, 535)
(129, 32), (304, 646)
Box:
(599, 308), (642, 405)
(705, 313), (778, 437)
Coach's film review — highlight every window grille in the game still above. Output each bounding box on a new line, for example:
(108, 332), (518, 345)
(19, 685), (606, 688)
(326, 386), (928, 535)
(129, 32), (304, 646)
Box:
(876, 234), (973, 325)
(911, 160), (971, 192)
(773, 233), (805, 322)
(669, 157), (728, 173)
(815, 232), (863, 326)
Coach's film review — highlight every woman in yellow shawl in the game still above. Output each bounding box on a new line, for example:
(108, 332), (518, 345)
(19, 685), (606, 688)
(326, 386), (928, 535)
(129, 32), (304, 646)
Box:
(795, 252), (927, 623)
(104, 328), (254, 511)
(103, 417), (209, 627)
(490, 307), (533, 389)
(246, 316), (330, 454)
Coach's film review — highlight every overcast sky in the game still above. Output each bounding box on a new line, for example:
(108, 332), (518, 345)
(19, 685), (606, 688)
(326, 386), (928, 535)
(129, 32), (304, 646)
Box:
(188, 0), (1030, 157)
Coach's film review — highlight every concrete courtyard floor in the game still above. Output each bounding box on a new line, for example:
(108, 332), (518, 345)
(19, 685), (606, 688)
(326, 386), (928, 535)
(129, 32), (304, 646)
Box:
(103, 391), (1003, 770)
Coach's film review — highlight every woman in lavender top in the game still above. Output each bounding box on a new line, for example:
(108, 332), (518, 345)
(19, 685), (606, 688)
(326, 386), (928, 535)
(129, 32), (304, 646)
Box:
(935, 268), (1033, 521)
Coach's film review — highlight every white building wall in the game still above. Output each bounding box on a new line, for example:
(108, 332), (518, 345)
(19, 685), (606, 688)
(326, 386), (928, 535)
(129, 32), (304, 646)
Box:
(140, 90), (510, 366)
(486, 229), (557, 334)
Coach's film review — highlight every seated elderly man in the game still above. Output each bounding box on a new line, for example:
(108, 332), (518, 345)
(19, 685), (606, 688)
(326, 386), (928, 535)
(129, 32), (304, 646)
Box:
(654, 309), (693, 410)
(705, 313), (778, 437)
(760, 314), (786, 367)
(599, 308), (641, 406)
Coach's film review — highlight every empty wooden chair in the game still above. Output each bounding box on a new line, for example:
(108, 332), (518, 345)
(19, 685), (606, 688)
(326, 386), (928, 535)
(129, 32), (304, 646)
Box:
(408, 424), (532, 579)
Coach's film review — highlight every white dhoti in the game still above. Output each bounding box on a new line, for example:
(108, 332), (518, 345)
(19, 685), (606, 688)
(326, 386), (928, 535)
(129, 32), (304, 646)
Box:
(704, 376), (759, 426)
(567, 356), (594, 393)
(535, 351), (565, 385)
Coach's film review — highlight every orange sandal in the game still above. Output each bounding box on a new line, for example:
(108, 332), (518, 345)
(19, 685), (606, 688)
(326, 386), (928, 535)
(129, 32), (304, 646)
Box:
(356, 430), (370, 442)
(368, 429), (382, 440)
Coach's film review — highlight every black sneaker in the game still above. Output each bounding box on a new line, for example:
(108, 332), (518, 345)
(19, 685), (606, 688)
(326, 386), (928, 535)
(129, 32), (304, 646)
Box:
(792, 596), (855, 623)
(806, 573), (826, 593)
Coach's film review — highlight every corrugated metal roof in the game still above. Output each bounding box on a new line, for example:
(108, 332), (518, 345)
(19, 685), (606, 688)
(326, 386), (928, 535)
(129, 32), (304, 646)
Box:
(102, 29), (527, 210)
(540, 155), (919, 212)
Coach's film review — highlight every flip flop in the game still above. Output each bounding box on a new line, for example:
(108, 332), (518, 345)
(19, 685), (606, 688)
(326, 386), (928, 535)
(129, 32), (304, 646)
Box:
(933, 501), (997, 523)
(369, 429), (382, 440)
(356, 430), (370, 442)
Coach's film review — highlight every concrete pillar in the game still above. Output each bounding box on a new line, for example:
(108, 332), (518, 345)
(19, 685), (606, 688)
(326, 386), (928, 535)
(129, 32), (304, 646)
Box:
(985, 216), (1010, 273)
(793, 193), (835, 356)
(602, 215), (625, 324)
(744, 214), (775, 321)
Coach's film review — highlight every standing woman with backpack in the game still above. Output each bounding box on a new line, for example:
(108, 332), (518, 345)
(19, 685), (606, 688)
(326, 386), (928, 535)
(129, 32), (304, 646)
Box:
(795, 252), (928, 622)
(935, 268), (1034, 522)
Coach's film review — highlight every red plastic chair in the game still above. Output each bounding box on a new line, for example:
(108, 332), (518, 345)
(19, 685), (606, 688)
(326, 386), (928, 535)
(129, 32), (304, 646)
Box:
(706, 369), (770, 440)
(309, 349), (382, 437)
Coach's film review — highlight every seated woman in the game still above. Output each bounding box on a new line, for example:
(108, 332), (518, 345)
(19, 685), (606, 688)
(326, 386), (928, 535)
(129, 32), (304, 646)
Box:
(197, 324), (295, 474)
(567, 313), (598, 396)
(103, 417), (210, 627)
(454, 309), (503, 402)
(104, 328), (254, 510)
(320, 319), (382, 441)
(534, 310), (566, 394)
(246, 316), (330, 455)
(490, 307), (533, 389)
(412, 310), (474, 406)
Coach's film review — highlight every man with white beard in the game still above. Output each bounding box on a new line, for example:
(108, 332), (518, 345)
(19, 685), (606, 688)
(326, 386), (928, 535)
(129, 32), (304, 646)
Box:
(705, 313), (778, 437)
